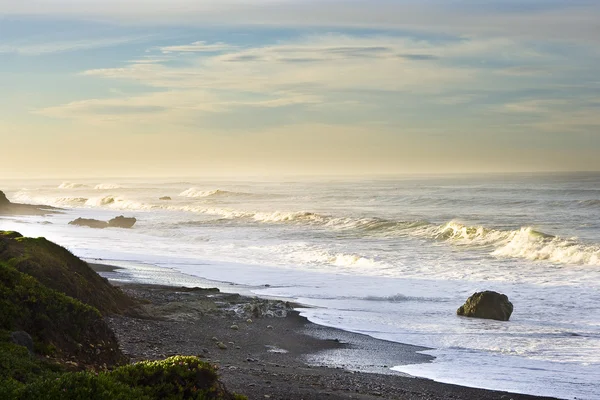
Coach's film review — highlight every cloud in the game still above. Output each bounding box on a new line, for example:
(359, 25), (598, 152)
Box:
(399, 54), (439, 61)
(0, 35), (151, 55)
(2, 1), (599, 44)
(160, 41), (235, 53)
(32, 30), (586, 133)
(502, 99), (569, 114)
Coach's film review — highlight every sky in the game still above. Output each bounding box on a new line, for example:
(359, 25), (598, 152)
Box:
(1, 0), (599, 178)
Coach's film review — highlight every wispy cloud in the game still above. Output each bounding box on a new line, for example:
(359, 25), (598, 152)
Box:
(160, 41), (235, 53)
(0, 35), (151, 55)
(34, 31), (591, 132)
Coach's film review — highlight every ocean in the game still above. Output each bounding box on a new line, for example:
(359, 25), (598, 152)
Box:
(1, 173), (599, 399)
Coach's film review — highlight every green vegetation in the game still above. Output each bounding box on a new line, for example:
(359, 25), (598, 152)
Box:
(0, 231), (135, 315)
(0, 258), (125, 367)
(2, 356), (244, 400)
(0, 338), (63, 383)
(0, 231), (244, 399)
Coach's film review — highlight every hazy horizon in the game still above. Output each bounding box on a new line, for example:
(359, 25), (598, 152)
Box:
(1, 0), (599, 178)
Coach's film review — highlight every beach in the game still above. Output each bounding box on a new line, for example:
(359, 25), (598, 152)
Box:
(92, 264), (558, 400)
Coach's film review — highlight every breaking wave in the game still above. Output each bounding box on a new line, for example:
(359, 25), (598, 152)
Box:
(58, 182), (89, 189)
(167, 208), (600, 266)
(85, 196), (119, 207)
(11, 188), (600, 267)
(413, 221), (600, 265)
(178, 188), (250, 198)
(492, 228), (600, 265)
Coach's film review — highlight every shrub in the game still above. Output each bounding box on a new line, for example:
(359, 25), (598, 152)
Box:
(8, 372), (145, 400)
(0, 340), (63, 383)
(109, 356), (233, 400)
(0, 261), (126, 367)
(1, 356), (245, 400)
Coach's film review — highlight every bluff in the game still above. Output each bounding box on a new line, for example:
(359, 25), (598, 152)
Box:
(0, 231), (243, 399)
(0, 232), (135, 315)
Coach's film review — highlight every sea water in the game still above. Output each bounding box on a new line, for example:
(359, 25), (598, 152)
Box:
(1, 173), (599, 399)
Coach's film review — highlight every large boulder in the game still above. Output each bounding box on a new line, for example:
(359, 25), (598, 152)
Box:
(457, 291), (513, 321)
(69, 218), (109, 229)
(159, 196), (172, 201)
(108, 216), (137, 228)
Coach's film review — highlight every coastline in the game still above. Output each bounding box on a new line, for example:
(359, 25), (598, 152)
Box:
(91, 263), (560, 400)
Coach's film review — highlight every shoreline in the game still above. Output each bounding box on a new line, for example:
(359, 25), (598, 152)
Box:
(91, 263), (560, 400)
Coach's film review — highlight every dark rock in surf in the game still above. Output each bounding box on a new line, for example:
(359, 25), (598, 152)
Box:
(108, 216), (137, 229)
(457, 291), (513, 321)
(159, 196), (172, 201)
(69, 218), (109, 229)
(69, 216), (136, 229)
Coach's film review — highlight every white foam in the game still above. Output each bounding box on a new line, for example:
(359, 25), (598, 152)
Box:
(58, 181), (89, 189)
(493, 228), (600, 265)
(94, 183), (122, 190)
(178, 188), (246, 198)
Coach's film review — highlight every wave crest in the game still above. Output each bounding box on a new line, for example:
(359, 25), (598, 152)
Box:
(414, 221), (600, 266)
(58, 182), (88, 189)
(85, 196), (118, 206)
(492, 228), (600, 265)
(178, 188), (249, 198)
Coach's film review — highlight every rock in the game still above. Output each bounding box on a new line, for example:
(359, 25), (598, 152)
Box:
(159, 196), (172, 201)
(246, 319), (253, 324)
(108, 216), (137, 229)
(266, 325), (273, 330)
(10, 331), (34, 354)
(0, 190), (10, 206)
(70, 216), (136, 229)
(217, 342), (228, 350)
(457, 291), (514, 321)
(230, 324), (239, 330)
(0, 190), (60, 216)
(211, 337), (219, 342)
(69, 218), (109, 229)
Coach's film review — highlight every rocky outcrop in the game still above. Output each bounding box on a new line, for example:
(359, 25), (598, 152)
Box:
(108, 216), (137, 228)
(0, 190), (59, 216)
(457, 291), (513, 321)
(159, 196), (172, 201)
(0, 190), (9, 206)
(69, 216), (137, 229)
